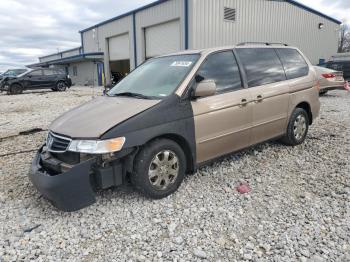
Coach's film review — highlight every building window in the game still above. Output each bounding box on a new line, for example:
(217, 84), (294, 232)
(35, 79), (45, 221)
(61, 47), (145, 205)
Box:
(73, 66), (78, 76)
(224, 7), (236, 22)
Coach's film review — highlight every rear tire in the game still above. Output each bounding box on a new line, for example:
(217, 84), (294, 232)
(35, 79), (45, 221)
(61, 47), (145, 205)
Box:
(7, 84), (23, 95)
(56, 81), (67, 92)
(131, 139), (186, 199)
(281, 108), (309, 146)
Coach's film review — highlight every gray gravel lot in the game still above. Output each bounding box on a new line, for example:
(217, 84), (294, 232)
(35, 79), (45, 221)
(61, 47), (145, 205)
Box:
(0, 87), (349, 261)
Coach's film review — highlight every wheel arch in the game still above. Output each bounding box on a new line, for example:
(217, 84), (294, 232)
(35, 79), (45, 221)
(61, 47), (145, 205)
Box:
(295, 101), (313, 125)
(10, 81), (23, 88)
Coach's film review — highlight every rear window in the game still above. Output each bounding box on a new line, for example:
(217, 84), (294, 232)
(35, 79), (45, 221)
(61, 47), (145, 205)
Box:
(276, 48), (309, 79)
(54, 69), (64, 75)
(236, 48), (286, 87)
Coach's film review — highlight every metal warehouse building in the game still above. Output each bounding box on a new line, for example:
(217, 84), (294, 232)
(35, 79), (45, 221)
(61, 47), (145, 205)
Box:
(29, 47), (104, 86)
(30, 0), (341, 86)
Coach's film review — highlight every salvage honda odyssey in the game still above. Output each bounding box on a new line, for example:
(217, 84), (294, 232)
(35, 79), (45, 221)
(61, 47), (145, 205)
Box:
(29, 44), (320, 211)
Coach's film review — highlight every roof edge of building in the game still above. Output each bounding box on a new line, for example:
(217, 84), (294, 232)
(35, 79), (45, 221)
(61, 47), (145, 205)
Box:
(287, 0), (342, 25)
(79, 0), (171, 33)
(79, 0), (342, 35)
(39, 46), (82, 59)
(28, 52), (104, 67)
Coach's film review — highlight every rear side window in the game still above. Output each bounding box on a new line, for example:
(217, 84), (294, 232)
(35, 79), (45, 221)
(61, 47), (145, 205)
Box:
(43, 69), (54, 76)
(196, 51), (242, 93)
(55, 69), (64, 75)
(276, 48), (309, 79)
(29, 70), (42, 76)
(236, 48), (286, 87)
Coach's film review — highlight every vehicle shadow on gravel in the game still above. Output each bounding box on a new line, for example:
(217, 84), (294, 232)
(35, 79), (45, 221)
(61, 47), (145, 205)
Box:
(95, 139), (287, 202)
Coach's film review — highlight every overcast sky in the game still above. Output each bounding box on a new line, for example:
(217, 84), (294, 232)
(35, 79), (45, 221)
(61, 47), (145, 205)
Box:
(0, 0), (349, 72)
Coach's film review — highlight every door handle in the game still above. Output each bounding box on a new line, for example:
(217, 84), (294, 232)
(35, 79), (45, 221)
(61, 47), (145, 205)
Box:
(255, 95), (263, 103)
(240, 98), (248, 107)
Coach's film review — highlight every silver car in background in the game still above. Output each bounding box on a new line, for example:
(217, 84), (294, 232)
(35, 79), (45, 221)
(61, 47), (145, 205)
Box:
(314, 66), (346, 95)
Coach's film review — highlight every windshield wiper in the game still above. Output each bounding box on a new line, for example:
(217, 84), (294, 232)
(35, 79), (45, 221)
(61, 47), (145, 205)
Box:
(111, 92), (152, 99)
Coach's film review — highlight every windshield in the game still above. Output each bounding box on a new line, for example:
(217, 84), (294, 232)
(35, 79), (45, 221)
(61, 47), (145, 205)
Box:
(108, 54), (200, 98)
(3, 69), (27, 77)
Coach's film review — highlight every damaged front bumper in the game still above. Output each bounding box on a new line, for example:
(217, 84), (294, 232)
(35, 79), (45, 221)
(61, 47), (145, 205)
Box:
(28, 146), (126, 211)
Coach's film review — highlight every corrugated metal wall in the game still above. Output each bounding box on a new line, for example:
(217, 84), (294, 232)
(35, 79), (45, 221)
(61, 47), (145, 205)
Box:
(82, 15), (133, 55)
(82, 15), (134, 84)
(61, 48), (81, 58)
(135, 0), (185, 65)
(68, 61), (98, 86)
(189, 0), (339, 64)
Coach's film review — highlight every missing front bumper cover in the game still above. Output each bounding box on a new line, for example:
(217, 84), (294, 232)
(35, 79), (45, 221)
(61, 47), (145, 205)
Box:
(28, 146), (125, 211)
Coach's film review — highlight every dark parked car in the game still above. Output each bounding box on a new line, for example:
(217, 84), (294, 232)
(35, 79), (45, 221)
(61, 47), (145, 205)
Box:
(326, 60), (350, 81)
(0, 68), (72, 95)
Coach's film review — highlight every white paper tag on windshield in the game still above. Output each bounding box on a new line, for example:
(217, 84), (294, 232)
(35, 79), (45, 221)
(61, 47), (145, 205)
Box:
(170, 61), (193, 67)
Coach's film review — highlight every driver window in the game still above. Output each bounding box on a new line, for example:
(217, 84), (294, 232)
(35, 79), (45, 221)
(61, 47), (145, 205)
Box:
(196, 51), (243, 94)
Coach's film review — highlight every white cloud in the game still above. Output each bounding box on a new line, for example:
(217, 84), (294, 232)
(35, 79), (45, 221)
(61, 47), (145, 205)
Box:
(302, 0), (350, 23)
(0, 0), (154, 71)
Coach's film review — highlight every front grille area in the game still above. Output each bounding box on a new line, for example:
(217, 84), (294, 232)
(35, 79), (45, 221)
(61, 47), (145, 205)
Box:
(47, 132), (71, 153)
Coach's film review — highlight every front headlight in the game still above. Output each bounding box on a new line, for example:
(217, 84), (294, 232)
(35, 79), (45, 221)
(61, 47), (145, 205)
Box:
(68, 137), (125, 154)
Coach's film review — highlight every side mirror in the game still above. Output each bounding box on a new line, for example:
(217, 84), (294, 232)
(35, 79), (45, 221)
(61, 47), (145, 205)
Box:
(194, 80), (216, 98)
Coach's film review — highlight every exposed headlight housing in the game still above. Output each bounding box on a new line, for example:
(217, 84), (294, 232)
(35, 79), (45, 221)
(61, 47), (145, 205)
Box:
(68, 137), (125, 154)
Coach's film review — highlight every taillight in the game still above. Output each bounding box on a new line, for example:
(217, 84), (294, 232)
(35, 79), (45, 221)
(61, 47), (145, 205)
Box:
(321, 73), (336, 79)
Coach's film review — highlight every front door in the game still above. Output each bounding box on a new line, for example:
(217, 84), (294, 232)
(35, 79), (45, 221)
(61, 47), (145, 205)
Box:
(191, 51), (253, 164)
(236, 48), (290, 144)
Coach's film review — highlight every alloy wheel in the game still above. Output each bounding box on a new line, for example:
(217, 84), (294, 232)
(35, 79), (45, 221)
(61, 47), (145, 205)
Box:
(293, 114), (307, 140)
(57, 82), (67, 91)
(148, 150), (179, 190)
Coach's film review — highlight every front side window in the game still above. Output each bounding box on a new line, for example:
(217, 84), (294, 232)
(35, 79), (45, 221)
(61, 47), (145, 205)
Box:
(109, 54), (199, 98)
(236, 48), (286, 87)
(276, 48), (309, 79)
(196, 51), (242, 93)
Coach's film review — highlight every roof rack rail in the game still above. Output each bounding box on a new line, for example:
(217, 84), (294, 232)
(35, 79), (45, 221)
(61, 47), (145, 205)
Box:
(237, 42), (289, 46)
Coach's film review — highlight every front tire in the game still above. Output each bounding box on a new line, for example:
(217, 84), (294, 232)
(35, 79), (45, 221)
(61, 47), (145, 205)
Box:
(282, 108), (309, 146)
(7, 84), (23, 95)
(131, 139), (186, 199)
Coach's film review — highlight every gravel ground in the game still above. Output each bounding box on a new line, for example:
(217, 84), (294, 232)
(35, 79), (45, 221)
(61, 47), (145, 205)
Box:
(0, 88), (349, 261)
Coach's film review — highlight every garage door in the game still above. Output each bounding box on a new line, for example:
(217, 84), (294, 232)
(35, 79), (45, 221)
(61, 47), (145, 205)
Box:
(145, 20), (181, 58)
(109, 33), (130, 61)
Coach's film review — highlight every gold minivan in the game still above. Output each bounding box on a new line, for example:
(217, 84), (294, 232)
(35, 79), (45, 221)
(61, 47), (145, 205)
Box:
(29, 44), (320, 211)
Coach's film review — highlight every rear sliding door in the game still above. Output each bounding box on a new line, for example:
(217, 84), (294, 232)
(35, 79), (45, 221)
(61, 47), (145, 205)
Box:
(236, 48), (289, 144)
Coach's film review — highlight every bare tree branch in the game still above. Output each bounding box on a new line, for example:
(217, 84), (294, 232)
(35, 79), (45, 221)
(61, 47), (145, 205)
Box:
(338, 24), (350, 53)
